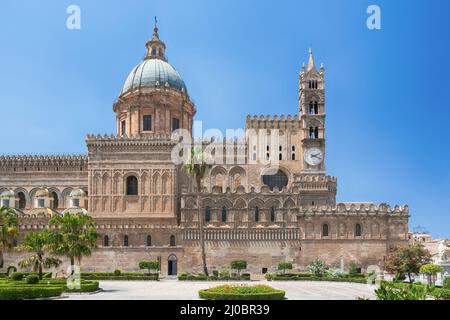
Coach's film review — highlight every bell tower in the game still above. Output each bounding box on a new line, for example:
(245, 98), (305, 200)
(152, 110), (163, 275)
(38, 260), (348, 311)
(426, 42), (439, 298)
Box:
(298, 49), (326, 174)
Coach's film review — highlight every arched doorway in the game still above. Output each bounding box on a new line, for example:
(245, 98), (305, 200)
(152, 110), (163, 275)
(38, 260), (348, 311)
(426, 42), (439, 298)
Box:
(167, 254), (177, 276)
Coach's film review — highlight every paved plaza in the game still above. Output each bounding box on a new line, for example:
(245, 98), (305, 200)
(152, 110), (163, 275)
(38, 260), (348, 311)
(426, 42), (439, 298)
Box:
(62, 280), (376, 300)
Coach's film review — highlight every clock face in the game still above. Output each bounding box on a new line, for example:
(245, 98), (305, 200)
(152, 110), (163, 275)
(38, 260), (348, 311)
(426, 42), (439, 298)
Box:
(304, 148), (323, 166)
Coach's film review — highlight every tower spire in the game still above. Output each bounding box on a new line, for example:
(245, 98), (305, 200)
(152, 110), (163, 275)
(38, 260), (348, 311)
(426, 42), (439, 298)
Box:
(307, 48), (316, 72)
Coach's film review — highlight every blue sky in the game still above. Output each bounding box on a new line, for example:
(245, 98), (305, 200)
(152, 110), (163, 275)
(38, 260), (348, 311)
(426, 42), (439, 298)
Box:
(0, 0), (449, 237)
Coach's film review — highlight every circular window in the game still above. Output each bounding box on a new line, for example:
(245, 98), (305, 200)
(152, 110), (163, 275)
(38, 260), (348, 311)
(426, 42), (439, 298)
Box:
(262, 169), (288, 190)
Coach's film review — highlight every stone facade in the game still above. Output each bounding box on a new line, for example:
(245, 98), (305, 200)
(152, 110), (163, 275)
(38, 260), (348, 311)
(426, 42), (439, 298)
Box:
(0, 23), (409, 276)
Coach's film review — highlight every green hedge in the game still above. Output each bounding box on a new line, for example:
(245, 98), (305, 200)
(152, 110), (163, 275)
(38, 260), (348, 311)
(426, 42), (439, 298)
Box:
(0, 287), (64, 300)
(81, 272), (158, 281)
(264, 273), (367, 283)
(178, 273), (251, 281)
(391, 282), (450, 300)
(199, 284), (285, 300)
(0, 278), (100, 294)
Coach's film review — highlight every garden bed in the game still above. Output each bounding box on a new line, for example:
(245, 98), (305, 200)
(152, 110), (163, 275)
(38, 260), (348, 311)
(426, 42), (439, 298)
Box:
(81, 272), (159, 281)
(0, 276), (100, 300)
(199, 284), (285, 300)
(264, 272), (368, 283)
(178, 273), (250, 281)
(390, 282), (450, 300)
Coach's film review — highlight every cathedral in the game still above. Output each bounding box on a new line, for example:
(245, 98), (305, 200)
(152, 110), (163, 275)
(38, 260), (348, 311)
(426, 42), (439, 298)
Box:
(0, 23), (409, 276)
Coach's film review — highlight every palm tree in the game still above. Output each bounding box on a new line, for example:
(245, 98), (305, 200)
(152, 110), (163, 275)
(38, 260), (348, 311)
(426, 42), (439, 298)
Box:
(18, 230), (61, 279)
(0, 206), (19, 268)
(182, 146), (211, 276)
(49, 212), (98, 273)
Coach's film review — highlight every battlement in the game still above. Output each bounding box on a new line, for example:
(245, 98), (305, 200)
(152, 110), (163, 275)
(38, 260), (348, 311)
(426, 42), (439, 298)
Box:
(246, 115), (301, 130)
(0, 154), (87, 170)
(298, 202), (409, 216)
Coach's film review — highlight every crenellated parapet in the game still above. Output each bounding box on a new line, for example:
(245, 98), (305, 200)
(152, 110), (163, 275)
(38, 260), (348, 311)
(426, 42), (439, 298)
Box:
(292, 174), (337, 192)
(245, 114), (301, 130)
(0, 154), (87, 171)
(298, 202), (409, 216)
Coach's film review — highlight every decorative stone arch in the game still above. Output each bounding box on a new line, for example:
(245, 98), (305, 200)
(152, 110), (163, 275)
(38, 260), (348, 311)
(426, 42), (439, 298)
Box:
(47, 187), (62, 209)
(61, 187), (74, 208)
(202, 198), (216, 209)
(216, 198), (233, 209)
(140, 171), (149, 194)
(152, 171), (161, 194)
(354, 222), (363, 237)
(321, 221), (331, 237)
(161, 171), (171, 195)
(185, 197), (197, 209)
(29, 187), (43, 208)
(265, 198), (282, 210)
(260, 166), (291, 190)
(14, 187), (30, 209)
(167, 254), (178, 276)
(229, 166), (246, 191)
(102, 172), (111, 195)
(93, 172), (102, 195)
(123, 172), (140, 196)
(234, 198), (247, 209)
(112, 171), (122, 194)
(338, 222), (347, 237)
(210, 166), (227, 191)
(248, 197), (264, 209)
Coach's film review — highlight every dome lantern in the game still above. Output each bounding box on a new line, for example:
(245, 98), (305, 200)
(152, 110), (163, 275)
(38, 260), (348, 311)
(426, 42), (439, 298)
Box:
(145, 17), (167, 62)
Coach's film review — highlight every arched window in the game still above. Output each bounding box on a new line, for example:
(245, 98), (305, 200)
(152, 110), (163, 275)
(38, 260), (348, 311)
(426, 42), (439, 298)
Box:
(309, 101), (314, 114)
(291, 145), (296, 160)
(279, 153), (282, 161)
(270, 207), (275, 223)
(262, 170), (288, 191)
(314, 101), (319, 114)
(309, 127), (315, 139)
(146, 235), (152, 246)
(255, 207), (260, 222)
(322, 224), (329, 237)
(205, 207), (211, 223)
(221, 207), (227, 223)
(355, 224), (362, 237)
(123, 235), (129, 247)
(126, 176), (138, 195)
(17, 192), (26, 209)
(170, 235), (176, 247)
(103, 235), (109, 247)
(315, 127), (319, 139)
(51, 192), (59, 209)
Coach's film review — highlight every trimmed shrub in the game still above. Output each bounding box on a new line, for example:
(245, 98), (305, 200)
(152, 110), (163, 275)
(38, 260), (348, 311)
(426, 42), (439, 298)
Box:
(138, 260), (159, 275)
(25, 275), (39, 285)
(348, 261), (359, 277)
(0, 287), (63, 300)
(443, 276), (450, 290)
(81, 272), (158, 281)
(43, 272), (52, 279)
(231, 260), (247, 277)
(277, 262), (293, 274)
(199, 284), (285, 300)
(113, 269), (121, 276)
(10, 272), (25, 281)
(6, 266), (17, 276)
